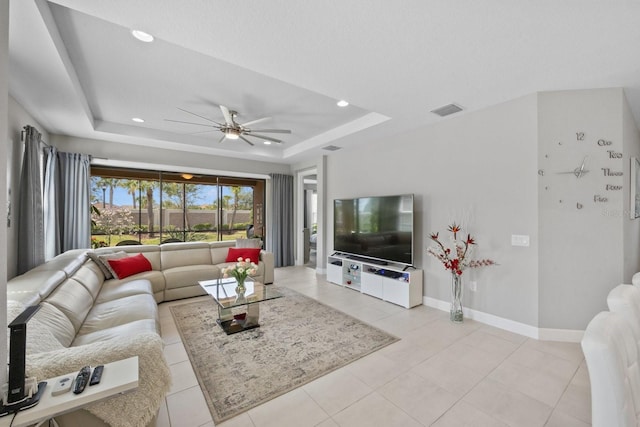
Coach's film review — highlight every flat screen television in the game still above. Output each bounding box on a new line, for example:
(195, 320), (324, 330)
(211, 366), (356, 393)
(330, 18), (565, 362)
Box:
(333, 194), (414, 265)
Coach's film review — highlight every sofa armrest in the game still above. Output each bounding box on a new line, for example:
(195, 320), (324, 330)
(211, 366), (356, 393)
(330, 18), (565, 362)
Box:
(260, 250), (274, 284)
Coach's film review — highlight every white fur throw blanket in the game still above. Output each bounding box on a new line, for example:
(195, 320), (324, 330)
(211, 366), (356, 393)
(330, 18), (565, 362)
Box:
(26, 332), (171, 427)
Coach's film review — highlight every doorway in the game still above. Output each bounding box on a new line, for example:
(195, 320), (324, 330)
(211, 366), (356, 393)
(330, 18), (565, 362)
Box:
(303, 175), (317, 269)
(296, 168), (318, 269)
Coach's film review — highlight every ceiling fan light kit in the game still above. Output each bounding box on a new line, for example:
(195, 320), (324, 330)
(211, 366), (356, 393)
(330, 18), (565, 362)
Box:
(224, 129), (240, 140)
(167, 104), (291, 146)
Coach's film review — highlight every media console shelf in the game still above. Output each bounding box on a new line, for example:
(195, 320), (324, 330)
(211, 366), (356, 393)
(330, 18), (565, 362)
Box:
(327, 254), (423, 308)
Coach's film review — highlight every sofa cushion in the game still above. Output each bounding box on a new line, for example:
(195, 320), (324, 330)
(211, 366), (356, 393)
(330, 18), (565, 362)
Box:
(211, 246), (232, 265)
(96, 251), (129, 279)
(34, 302), (77, 348)
(87, 251), (111, 278)
(71, 319), (159, 346)
(45, 278), (95, 333)
(102, 271), (166, 303)
(226, 247), (261, 264)
(32, 250), (87, 277)
(163, 265), (219, 290)
(7, 301), (65, 353)
(107, 253), (152, 279)
(96, 279), (154, 304)
(161, 242), (212, 269)
(71, 262), (105, 300)
(79, 294), (158, 336)
(6, 270), (67, 306)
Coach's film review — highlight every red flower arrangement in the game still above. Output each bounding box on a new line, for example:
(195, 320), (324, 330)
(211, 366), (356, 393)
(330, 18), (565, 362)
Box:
(427, 223), (497, 275)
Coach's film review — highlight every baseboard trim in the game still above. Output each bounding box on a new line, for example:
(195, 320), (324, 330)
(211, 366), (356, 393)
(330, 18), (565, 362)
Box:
(423, 296), (583, 342)
(537, 328), (584, 343)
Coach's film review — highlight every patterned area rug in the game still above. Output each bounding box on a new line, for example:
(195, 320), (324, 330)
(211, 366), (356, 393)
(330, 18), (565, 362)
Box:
(169, 287), (398, 423)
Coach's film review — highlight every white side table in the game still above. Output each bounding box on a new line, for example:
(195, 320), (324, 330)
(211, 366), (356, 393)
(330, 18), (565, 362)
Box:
(0, 356), (139, 427)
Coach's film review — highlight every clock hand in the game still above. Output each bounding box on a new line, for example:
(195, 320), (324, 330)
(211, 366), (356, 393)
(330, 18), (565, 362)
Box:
(556, 156), (590, 178)
(556, 170), (591, 175)
(576, 156), (588, 178)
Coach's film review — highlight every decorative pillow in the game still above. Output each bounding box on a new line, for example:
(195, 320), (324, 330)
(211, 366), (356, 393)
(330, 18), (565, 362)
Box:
(107, 253), (152, 280)
(95, 251), (129, 279)
(225, 247), (261, 264)
(236, 238), (263, 249)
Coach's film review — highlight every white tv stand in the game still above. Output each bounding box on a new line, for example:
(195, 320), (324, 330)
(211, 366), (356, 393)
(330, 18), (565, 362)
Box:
(326, 253), (423, 308)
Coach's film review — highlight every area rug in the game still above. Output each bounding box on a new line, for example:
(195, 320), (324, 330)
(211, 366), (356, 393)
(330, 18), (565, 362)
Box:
(169, 287), (398, 423)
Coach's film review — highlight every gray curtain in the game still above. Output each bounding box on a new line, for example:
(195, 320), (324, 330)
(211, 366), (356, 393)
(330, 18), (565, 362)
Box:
(44, 147), (91, 257)
(269, 173), (294, 267)
(17, 126), (45, 274)
(43, 146), (61, 259)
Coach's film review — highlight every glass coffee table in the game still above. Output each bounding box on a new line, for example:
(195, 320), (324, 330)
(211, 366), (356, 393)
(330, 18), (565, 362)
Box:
(198, 277), (283, 335)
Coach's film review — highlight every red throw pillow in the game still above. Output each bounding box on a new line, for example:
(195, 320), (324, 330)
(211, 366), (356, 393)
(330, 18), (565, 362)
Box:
(107, 253), (152, 279)
(226, 247), (261, 264)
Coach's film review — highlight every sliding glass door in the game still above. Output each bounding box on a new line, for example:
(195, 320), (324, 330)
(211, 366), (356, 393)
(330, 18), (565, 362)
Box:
(90, 167), (264, 247)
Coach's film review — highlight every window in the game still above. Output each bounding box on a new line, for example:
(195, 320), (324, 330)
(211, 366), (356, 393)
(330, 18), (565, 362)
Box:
(90, 167), (264, 247)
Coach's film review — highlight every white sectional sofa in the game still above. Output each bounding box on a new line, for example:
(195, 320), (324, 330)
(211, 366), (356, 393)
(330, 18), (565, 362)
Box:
(5, 240), (274, 427)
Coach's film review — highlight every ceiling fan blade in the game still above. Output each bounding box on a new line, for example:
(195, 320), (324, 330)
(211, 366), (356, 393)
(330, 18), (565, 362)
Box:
(217, 135), (226, 144)
(186, 129), (219, 135)
(248, 133), (283, 144)
(239, 135), (255, 146)
(241, 117), (271, 127)
(220, 105), (234, 125)
(176, 107), (223, 125)
(247, 129), (291, 134)
(165, 118), (219, 128)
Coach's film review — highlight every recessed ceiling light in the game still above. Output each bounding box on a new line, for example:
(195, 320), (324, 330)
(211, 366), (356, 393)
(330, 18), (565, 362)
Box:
(263, 141), (272, 145)
(132, 117), (144, 123)
(131, 30), (154, 43)
(336, 100), (349, 107)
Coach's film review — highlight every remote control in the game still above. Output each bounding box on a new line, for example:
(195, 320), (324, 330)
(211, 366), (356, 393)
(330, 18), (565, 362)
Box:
(51, 375), (73, 396)
(73, 366), (91, 394)
(89, 365), (104, 386)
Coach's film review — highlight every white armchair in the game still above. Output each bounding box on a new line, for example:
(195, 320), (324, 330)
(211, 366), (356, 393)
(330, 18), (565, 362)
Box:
(582, 310), (640, 427)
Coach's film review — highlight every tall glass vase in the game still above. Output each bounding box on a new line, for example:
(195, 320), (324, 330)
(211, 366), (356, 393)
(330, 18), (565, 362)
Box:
(235, 278), (247, 303)
(450, 273), (464, 323)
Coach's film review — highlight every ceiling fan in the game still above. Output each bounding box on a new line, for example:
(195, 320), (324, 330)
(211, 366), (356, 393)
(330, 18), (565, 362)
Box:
(166, 105), (291, 146)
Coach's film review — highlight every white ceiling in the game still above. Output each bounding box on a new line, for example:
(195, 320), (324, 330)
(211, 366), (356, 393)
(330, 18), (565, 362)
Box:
(8, 0), (640, 164)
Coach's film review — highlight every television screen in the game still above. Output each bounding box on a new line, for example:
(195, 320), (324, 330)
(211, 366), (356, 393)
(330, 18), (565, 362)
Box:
(333, 194), (414, 265)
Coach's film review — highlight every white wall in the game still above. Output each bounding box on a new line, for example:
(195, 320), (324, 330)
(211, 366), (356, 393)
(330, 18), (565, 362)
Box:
(7, 96), (49, 279)
(1, 0), (9, 388)
(623, 93), (640, 281)
(538, 89), (628, 330)
(326, 88), (640, 331)
(326, 94), (540, 326)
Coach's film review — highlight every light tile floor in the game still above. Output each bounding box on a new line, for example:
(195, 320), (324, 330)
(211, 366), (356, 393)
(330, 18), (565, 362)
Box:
(156, 266), (591, 427)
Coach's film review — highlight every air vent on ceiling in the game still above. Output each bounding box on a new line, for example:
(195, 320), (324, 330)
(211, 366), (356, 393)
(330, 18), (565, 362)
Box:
(431, 103), (463, 117)
(323, 145), (342, 151)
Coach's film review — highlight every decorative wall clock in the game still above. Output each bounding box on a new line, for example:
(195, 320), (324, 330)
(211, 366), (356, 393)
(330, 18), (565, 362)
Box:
(539, 132), (623, 210)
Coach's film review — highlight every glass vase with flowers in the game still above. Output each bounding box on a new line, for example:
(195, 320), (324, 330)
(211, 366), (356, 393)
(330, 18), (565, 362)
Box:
(427, 223), (497, 322)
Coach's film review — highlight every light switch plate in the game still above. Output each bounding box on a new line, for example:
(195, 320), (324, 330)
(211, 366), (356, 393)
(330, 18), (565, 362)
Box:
(511, 234), (530, 247)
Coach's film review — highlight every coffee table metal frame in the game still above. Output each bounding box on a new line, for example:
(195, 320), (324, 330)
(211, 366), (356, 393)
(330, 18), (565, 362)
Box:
(198, 277), (282, 335)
